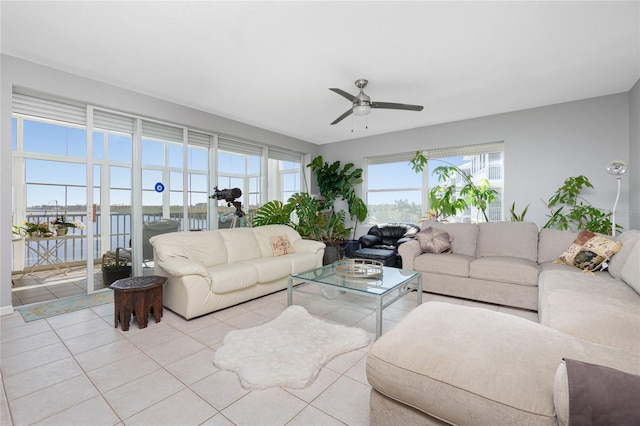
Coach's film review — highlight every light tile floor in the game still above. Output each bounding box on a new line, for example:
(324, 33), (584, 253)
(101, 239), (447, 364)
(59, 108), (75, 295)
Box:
(0, 288), (538, 426)
(12, 266), (106, 307)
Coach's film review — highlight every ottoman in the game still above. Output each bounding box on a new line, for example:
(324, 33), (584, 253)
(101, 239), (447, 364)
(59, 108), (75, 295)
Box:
(352, 248), (398, 267)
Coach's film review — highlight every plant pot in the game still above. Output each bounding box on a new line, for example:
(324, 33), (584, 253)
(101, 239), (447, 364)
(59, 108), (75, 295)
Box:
(102, 266), (132, 287)
(102, 247), (132, 286)
(323, 243), (344, 265)
(343, 240), (360, 258)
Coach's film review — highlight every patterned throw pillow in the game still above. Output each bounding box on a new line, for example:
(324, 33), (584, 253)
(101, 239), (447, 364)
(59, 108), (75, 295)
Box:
(270, 235), (295, 256)
(415, 227), (452, 254)
(554, 230), (623, 272)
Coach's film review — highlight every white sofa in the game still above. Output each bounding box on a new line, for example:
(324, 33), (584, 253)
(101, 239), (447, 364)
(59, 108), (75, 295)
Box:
(368, 227), (640, 425)
(150, 224), (325, 319)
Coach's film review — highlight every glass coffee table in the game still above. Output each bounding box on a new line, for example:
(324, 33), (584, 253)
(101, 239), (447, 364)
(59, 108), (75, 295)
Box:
(288, 264), (422, 339)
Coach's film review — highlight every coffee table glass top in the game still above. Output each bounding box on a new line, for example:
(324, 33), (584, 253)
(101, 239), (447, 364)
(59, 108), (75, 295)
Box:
(291, 263), (420, 295)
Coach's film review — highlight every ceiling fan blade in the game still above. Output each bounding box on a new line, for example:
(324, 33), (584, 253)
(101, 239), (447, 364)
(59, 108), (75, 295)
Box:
(329, 88), (357, 103)
(330, 108), (353, 125)
(371, 101), (424, 111)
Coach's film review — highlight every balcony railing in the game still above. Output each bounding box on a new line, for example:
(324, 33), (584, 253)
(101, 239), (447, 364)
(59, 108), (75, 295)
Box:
(16, 212), (208, 268)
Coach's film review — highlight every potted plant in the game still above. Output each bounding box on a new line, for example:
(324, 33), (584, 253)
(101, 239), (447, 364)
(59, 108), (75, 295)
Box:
(252, 192), (350, 264)
(307, 156), (368, 258)
(51, 216), (85, 236)
(410, 151), (498, 222)
(101, 247), (132, 287)
(543, 175), (619, 234)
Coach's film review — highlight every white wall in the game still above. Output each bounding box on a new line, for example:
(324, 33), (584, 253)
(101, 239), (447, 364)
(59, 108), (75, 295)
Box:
(0, 55), (320, 314)
(319, 93), (633, 234)
(629, 79), (640, 230)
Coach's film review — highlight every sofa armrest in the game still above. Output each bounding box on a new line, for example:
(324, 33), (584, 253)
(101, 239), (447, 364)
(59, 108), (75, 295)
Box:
(292, 238), (326, 255)
(398, 240), (421, 270)
(395, 237), (414, 248)
(157, 256), (210, 281)
(360, 234), (382, 248)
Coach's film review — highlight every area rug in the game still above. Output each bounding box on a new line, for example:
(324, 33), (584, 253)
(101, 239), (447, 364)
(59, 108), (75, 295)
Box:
(213, 305), (371, 390)
(17, 291), (113, 322)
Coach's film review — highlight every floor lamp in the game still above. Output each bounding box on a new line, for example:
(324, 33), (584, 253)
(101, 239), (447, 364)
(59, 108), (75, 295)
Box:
(606, 160), (628, 236)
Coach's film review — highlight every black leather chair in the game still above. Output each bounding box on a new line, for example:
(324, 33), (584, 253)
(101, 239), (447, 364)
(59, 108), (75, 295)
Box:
(353, 222), (420, 267)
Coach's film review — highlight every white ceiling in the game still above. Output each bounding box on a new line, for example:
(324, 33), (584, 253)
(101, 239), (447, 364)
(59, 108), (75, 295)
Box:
(2, 1), (639, 145)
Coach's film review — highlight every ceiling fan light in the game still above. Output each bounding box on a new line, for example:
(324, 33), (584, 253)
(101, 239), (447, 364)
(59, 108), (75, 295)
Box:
(353, 105), (371, 116)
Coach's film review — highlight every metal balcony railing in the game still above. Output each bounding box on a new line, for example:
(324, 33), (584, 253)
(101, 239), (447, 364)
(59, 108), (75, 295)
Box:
(17, 212), (208, 268)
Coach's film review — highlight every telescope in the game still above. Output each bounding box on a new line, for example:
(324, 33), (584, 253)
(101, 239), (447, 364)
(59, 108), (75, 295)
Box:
(209, 187), (242, 202)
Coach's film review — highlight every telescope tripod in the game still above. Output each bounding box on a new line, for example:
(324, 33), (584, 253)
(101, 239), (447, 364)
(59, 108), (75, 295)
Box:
(229, 201), (250, 228)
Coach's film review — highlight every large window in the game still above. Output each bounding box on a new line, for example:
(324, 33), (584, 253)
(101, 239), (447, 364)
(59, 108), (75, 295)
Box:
(267, 147), (303, 202)
(15, 117), (89, 266)
(365, 153), (423, 223)
(217, 138), (263, 227)
(364, 142), (504, 225)
(425, 143), (504, 223)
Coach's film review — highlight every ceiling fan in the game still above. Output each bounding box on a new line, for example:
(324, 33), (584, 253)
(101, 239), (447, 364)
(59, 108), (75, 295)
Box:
(329, 79), (424, 125)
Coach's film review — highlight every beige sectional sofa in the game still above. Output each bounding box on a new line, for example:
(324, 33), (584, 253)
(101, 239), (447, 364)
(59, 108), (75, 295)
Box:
(399, 221), (542, 310)
(150, 224), (325, 319)
(369, 225), (640, 425)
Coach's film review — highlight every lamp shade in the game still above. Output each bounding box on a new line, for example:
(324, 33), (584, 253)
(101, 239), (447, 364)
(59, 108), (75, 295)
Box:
(606, 160), (628, 177)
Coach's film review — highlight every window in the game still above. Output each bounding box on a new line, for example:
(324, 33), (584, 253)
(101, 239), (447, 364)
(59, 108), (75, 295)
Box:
(268, 147), (303, 202)
(424, 142), (504, 223)
(187, 131), (211, 231)
(217, 137), (263, 227)
(13, 115), (89, 267)
(364, 142), (504, 225)
(364, 153), (424, 224)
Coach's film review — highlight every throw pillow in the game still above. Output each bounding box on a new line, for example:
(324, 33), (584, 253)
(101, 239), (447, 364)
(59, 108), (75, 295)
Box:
(554, 230), (623, 272)
(270, 235), (295, 256)
(554, 359), (640, 426)
(415, 227), (452, 254)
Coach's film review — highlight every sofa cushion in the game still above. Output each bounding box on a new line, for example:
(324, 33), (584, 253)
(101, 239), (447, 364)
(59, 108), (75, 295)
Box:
(367, 303), (640, 426)
(470, 256), (539, 286)
(538, 268), (640, 353)
(251, 256), (292, 283)
(415, 227), (452, 254)
(608, 230), (640, 279)
(537, 229), (578, 264)
(208, 262), (259, 294)
(151, 231), (228, 267)
(287, 252), (321, 274)
(621, 240), (640, 295)
(252, 224), (303, 258)
(420, 221), (478, 257)
(477, 221), (539, 262)
(220, 228), (262, 263)
(414, 253), (472, 277)
(554, 230), (623, 272)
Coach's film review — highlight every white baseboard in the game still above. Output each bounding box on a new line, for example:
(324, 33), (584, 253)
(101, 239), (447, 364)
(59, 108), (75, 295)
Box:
(0, 305), (15, 316)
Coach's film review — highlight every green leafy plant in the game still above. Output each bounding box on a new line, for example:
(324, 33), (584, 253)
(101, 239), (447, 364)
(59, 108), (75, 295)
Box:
(411, 151), (498, 222)
(543, 175), (619, 234)
(251, 192), (350, 244)
(509, 202), (529, 222)
(251, 200), (294, 227)
(12, 224), (23, 237)
(307, 155), (367, 240)
(424, 184), (468, 222)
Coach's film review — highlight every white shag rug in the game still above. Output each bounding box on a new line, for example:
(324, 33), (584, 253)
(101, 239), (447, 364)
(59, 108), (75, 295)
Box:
(213, 305), (371, 390)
